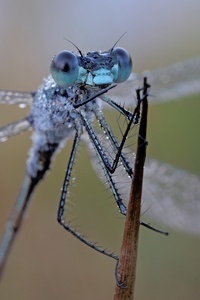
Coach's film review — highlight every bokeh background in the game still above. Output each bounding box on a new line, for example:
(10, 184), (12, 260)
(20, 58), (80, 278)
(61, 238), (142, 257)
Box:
(0, 1), (200, 299)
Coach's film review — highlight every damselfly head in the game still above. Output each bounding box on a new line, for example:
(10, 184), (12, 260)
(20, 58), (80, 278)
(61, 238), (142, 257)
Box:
(50, 47), (132, 88)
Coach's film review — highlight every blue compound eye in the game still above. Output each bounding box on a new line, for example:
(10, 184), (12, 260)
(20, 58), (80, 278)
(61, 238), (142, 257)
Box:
(50, 51), (79, 87)
(111, 48), (132, 83)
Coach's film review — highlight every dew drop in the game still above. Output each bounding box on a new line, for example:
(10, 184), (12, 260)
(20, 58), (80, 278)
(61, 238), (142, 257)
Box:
(0, 137), (8, 142)
(19, 103), (27, 109)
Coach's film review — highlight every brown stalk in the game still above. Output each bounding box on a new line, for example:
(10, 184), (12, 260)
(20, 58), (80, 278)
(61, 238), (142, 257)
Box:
(114, 78), (149, 300)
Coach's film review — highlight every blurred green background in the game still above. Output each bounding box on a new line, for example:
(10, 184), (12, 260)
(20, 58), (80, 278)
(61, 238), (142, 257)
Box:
(0, 1), (200, 299)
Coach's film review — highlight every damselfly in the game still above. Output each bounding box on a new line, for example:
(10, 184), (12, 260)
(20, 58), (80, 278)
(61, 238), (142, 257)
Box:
(0, 45), (148, 276)
(0, 45), (200, 277)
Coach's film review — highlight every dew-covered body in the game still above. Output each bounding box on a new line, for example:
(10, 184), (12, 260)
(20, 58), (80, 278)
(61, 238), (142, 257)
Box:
(28, 75), (102, 178)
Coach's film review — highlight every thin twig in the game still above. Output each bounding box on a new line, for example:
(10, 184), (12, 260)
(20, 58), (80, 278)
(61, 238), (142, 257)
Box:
(114, 78), (149, 300)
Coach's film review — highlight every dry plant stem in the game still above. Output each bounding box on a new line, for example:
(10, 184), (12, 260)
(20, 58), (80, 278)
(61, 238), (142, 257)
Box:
(114, 79), (149, 300)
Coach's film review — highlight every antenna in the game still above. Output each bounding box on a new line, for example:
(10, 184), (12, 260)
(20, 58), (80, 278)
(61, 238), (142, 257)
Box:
(64, 38), (83, 57)
(110, 32), (127, 52)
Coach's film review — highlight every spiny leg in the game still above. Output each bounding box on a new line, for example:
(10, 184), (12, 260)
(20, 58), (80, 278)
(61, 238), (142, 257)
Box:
(57, 129), (119, 260)
(95, 111), (133, 176)
(100, 94), (133, 120)
(90, 138), (128, 216)
(81, 106), (138, 176)
(81, 115), (133, 214)
(72, 85), (133, 120)
(94, 84), (168, 234)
